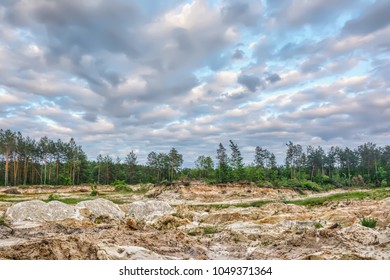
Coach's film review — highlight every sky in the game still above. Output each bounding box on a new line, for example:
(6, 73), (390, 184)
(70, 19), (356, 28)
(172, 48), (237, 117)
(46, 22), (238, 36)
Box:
(1, 0), (390, 166)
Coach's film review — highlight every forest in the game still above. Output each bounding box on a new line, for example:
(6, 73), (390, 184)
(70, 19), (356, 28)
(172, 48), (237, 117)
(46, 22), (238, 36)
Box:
(1, 128), (390, 190)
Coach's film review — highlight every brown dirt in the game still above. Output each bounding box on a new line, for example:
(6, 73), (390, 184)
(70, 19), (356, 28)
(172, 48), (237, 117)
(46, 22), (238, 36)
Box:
(1, 184), (390, 260)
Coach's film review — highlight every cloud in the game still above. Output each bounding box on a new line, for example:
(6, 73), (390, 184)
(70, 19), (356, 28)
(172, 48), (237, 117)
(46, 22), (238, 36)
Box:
(232, 48), (244, 59)
(343, 0), (390, 35)
(237, 74), (262, 92)
(1, 0), (390, 166)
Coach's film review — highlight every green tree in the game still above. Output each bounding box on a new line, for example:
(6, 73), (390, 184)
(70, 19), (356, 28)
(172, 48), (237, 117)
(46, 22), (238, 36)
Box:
(0, 129), (16, 186)
(216, 143), (229, 183)
(229, 140), (244, 181)
(168, 148), (183, 182)
(125, 150), (137, 183)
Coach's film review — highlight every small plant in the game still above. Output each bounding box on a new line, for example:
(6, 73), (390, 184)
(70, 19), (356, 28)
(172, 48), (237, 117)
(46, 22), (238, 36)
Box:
(90, 183), (99, 196)
(111, 180), (127, 187)
(314, 222), (323, 229)
(360, 216), (377, 228)
(47, 194), (59, 201)
(0, 218), (7, 227)
(202, 226), (218, 235)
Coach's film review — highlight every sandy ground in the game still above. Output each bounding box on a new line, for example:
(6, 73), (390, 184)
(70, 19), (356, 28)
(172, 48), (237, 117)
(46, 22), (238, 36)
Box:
(1, 184), (390, 260)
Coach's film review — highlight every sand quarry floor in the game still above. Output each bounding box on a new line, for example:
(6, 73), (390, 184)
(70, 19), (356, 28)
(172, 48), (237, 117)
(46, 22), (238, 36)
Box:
(1, 183), (390, 260)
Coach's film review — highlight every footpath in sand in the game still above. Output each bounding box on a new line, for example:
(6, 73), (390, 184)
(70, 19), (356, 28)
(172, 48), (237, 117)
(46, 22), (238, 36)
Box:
(1, 184), (390, 260)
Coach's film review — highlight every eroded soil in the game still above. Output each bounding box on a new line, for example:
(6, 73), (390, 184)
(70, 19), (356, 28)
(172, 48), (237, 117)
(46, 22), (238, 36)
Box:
(1, 184), (390, 260)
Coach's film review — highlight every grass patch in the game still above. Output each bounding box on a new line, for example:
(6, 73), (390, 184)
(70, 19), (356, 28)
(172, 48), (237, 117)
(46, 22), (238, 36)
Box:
(0, 194), (28, 203)
(114, 185), (149, 194)
(285, 189), (390, 207)
(43, 196), (93, 205)
(202, 226), (219, 235)
(191, 200), (272, 210)
(314, 222), (323, 229)
(106, 198), (126, 204)
(360, 216), (377, 228)
(0, 218), (7, 227)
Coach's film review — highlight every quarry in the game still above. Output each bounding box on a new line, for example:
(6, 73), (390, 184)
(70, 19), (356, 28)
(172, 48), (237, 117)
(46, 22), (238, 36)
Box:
(1, 183), (390, 260)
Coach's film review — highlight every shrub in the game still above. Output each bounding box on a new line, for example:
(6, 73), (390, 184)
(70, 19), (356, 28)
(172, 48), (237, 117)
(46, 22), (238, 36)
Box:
(202, 226), (218, 235)
(90, 183), (99, 196)
(360, 216), (377, 228)
(47, 194), (59, 201)
(300, 180), (321, 192)
(111, 180), (127, 187)
(314, 222), (323, 229)
(0, 218), (7, 227)
(115, 185), (133, 192)
(256, 181), (274, 188)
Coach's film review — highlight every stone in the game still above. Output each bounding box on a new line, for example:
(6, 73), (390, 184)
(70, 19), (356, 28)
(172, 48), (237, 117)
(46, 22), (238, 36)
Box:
(5, 200), (79, 225)
(76, 199), (125, 220)
(127, 201), (174, 221)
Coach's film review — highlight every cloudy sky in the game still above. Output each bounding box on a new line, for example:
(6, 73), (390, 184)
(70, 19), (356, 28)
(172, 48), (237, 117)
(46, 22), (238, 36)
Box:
(1, 0), (390, 165)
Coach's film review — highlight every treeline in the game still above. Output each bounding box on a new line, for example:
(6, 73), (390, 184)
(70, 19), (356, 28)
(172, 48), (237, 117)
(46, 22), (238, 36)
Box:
(1, 129), (390, 189)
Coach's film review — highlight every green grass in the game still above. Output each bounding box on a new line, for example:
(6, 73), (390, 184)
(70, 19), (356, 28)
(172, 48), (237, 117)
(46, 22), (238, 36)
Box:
(43, 196), (94, 204)
(285, 189), (390, 207)
(190, 189), (390, 210)
(191, 200), (271, 210)
(114, 185), (149, 194)
(202, 226), (219, 235)
(360, 216), (377, 228)
(0, 218), (7, 227)
(0, 194), (28, 203)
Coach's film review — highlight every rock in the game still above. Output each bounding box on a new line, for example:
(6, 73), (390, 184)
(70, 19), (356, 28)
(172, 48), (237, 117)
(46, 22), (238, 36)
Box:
(338, 224), (387, 246)
(125, 218), (138, 230)
(127, 201), (174, 221)
(97, 245), (176, 260)
(76, 199), (125, 221)
(5, 200), (80, 225)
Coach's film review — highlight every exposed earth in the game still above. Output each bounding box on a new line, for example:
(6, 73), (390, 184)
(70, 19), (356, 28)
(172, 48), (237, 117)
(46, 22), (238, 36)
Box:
(1, 183), (390, 260)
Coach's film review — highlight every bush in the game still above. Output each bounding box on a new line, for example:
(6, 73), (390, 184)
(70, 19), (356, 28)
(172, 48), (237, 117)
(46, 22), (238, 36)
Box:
(314, 222), (323, 229)
(0, 218), (8, 227)
(90, 183), (99, 196)
(205, 179), (217, 185)
(111, 180), (127, 187)
(47, 194), (59, 201)
(115, 185), (133, 192)
(159, 179), (171, 186)
(202, 226), (218, 235)
(360, 216), (377, 228)
(256, 181), (274, 188)
(300, 180), (321, 192)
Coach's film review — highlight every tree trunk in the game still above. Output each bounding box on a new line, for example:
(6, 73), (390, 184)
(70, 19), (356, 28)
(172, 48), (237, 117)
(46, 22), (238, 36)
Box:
(13, 155), (18, 186)
(4, 149), (10, 186)
(23, 156), (29, 185)
(48, 161), (52, 185)
(56, 159), (60, 185)
(97, 164), (100, 185)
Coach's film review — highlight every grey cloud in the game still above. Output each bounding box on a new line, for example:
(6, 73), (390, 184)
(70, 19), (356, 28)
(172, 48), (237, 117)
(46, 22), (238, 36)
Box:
(343, 0), (390, 35)
(83, 113), (97, 122)
(237, 74), (262, 92)
(221, 0), (262, 27)
(300, 56), (326, 73)
(265, 73), (281, 83)
(232, 49), (244, 59)
(267, 0), (359, 28)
